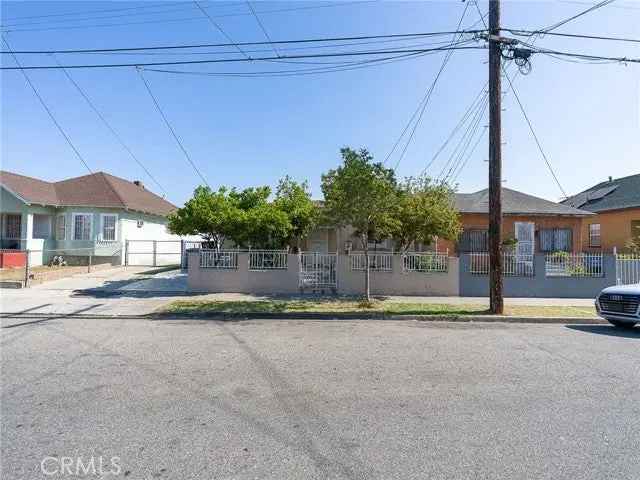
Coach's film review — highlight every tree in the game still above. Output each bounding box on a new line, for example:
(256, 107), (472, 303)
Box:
(321, 147), (400, 300)
(274, 176), (319, 251)
(167, 186), (239, 250)
(393, 176), (462, 252)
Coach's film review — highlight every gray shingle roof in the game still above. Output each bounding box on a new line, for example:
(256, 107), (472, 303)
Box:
(455, 188), (593, 216)
(562, 174), (640, 213)
(0, 170), (176, 217)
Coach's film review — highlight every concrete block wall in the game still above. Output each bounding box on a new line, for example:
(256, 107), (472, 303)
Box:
(458, 254), (616, 298)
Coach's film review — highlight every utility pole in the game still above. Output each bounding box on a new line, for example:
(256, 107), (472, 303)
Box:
(488, 0), (504, 314)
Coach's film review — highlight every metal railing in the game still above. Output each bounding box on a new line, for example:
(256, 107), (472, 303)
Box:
(469, 252), (535, 276)
(298, 252), (337, 288)
(545, 252), (603, 277)
(248, 250), (288, 270)
(200, 250), (238, 269)
(349, 252), (393, 272)
(402, 252), (448, 273)
(616, 254), (640, 285)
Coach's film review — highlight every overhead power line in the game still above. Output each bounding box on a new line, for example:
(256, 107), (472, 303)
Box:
(246, 1), (281, 57)
(2, 36), (93, 174)
(193, 1), (252, 60)
(136, 68), (211, 188)
(0, 30), (486, 55)
(0, 45), (487, 70)
(540, 0), (616, 33)
(502, 28), (640, 44)
(50, 54), (168, 196)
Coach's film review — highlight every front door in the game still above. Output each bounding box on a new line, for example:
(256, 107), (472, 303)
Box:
(514, 222), (535, 257)
(308, 229), (329, 253)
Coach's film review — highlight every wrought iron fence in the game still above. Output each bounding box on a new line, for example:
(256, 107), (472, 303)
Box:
(616, 254), (640, 285)
(402, 252), (448, 273)
(349, 252), (393, 272)
(469, 252), (534, 276)
(200, 250), (238, 269)
(545, 252), (603, 277)
(298, 252), (337, 288)
(248, 250), (288, 270)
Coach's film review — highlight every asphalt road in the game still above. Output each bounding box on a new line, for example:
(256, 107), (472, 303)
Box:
(1, 317), (639, 479)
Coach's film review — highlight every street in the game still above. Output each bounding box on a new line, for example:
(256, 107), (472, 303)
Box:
(1, 317), (639, 479)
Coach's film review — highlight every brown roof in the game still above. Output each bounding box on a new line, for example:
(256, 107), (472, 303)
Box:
(0, 170), (176, 216)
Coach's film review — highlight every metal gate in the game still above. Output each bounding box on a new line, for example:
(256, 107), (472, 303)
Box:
(298, 252), (337, 292)
(616, 255), (640, 285)
(125, 240), (183, 267)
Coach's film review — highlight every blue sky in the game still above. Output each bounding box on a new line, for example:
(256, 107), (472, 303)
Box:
(2, 0), (638, 206)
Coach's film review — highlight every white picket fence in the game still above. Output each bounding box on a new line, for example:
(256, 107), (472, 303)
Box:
(616, 254), (640, 285)
(545, 252), (603, 277)
(350, 252), (393, 272)
(402, 252), (448, 273)
(248, 250), (288, 270)
(469, 253), (534, 276)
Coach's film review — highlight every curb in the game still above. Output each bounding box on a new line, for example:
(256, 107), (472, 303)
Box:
(0, 311), (606, 324)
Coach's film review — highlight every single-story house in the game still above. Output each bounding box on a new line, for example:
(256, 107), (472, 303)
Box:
(302, 187), (593, 255)
(562, 173), (640, 253)
(0, 170), (181, 266)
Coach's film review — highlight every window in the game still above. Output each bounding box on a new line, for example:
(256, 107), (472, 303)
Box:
(73, 214), (92, 240)
(33, 214), (51, 239)
(4, 214), (21, 239)
(56, 215), (66, 240)
(101, 214), (117, 241)
(540, 228), (572, 252)
(458, 229), (488, 253)
(589, 223), (601, 247)
(632, 220), (640, 243)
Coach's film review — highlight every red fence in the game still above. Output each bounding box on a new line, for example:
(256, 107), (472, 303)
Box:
(0, 250), (27, 269)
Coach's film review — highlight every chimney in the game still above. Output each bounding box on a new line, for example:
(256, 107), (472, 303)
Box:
(133, 180), (144, 189)
(608, 176), (613, 183)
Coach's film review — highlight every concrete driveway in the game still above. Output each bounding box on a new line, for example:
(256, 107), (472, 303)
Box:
(0, 267), (190, 317)
(1, 318), (638, 479)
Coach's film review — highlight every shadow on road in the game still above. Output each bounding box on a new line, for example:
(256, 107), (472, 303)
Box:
(566, 324), (640, 339)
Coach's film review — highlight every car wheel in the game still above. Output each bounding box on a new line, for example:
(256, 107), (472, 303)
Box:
(607, 319), (637, 329)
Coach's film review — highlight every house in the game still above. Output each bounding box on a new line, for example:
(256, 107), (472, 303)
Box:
(0, 170), (180, 266)
(562, 173), (640, 253)
(301, 187), (593, 255)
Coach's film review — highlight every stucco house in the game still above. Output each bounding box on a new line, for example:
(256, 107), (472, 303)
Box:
(301, 187), (593, 255)
(0, 170), (179, 266)
(562, 173), (640, 253)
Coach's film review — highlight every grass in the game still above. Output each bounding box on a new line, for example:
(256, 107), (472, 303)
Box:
(161, 299), (597, 318)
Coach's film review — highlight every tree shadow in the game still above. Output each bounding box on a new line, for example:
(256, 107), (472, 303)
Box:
(566, 324), (640, 339)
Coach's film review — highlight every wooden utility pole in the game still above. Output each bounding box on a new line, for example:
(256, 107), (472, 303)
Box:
(488, 0), (504, 314)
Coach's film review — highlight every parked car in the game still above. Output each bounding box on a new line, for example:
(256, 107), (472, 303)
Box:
(595, 284), (640, 328)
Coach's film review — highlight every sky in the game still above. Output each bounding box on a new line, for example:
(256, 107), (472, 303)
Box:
(1, 0), (639, 207)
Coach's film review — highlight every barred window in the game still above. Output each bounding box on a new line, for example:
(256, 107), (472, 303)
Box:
(589, 224), (601, 247)
(101, 215), (117, 241)
(4, 214), (21, 239)
(56, 215), (66, 240)
(73, 214), (92, 240)
(540, 228), (572, 252)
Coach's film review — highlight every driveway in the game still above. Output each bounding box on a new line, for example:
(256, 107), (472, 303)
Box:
(1, 319), (638, 479)
(0, 267), (190, 317)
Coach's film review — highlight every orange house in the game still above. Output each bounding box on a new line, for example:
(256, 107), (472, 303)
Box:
(438, 188), (593, 255)
(562, 174), (640, 253)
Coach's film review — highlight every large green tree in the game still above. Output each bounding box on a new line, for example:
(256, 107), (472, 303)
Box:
(321, 147), (400, 300)
(274, 176), (319, 251)
(393, 176), (462, 252)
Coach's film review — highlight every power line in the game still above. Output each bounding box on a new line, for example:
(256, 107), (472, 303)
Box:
(246, 1), (280, 58)
(0, 45), (487, 70)
(520, 42), (640, 64)
(540, 0), (616, 33)
(1, 30), (486, 55)
(503, 28), (640, 44)
(2, 36), (93, 174)
(136, 68), (210, 188)
(193, 1), (252, 60)
(49, 54), (168, 197)
(390, 1), (475, 171)
(0, 1), (376, 33)
(501, 68), (568, 198)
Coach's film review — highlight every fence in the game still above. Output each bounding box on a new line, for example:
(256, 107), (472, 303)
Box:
(402, 252), (448, 273)
(248, 250), (288, 270)
(350, 252), (393, 272)
(125, 240), (182, 267)
(200, 250), (238, 269)
(181, 241), (203, 269)
(545, 252), (603, 277)
(298, 252), (337, 289)
(616, 254), (640, 285)
(468, 252), (535, 276)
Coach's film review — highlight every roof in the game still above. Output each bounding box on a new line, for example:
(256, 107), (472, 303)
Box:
(0, 170), (176, 217)
(561, 173), (640, 213)
(455, 187), (593, 216)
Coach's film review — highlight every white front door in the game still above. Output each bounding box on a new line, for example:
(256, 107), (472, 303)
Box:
(514, 222), (535, 257)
